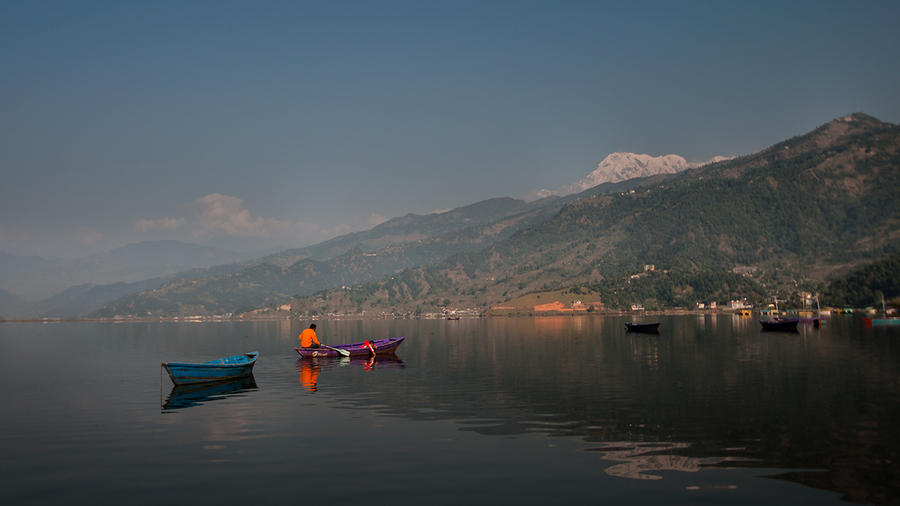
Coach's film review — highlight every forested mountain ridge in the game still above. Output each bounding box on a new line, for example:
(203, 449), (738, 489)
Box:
(292, 113), (900, 314)
(0, 198), (536, 318)
(90, 178), (663, 317)
(88, 113), (899, 316)
(90, 197), (565, 316)
(824, 253), (900, 308)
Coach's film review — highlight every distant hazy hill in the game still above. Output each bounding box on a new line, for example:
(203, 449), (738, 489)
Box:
(7, 150), (683, 317)
(17, 197), (535, 318)
(90, 197), (568, 316)
(0, 240), (247, 300)
(293, 113), (900, 313)
(0, 252), (46, 294)
(28, 260), (261, 318)
(256, 197), (535, 267)
(34, 279), (169, 318)
(0, 288), (31, 319)
(90, 176), (672, 316)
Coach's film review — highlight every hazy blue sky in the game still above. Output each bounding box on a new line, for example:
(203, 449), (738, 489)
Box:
(2, 0), (899, 258)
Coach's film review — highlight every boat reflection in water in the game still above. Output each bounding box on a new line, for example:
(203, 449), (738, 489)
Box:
(162, 375), (258, 411)
(297, 354), (404, 392)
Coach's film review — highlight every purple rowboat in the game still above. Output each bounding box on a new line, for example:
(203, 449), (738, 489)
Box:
(296, 337), (405, 359)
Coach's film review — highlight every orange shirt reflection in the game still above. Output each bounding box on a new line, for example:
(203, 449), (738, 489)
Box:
(298, 361), (320, 392)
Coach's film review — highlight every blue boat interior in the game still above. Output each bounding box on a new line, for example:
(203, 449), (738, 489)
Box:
(203, 352), (258, 365)
(164, 352), (259, 368)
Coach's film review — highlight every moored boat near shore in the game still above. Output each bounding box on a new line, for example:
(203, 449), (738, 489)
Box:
(760, 319), (799, 332)
(296, 337), (405, 358)
(862, 317), (900, 327)
(625, 322), (660, 333)
(863, 295), (899, 326)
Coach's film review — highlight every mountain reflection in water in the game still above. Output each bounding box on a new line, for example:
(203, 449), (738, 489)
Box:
(312, 316), (900, 504)
(586, 442), (749, 480)
(3, 317), (896, 505)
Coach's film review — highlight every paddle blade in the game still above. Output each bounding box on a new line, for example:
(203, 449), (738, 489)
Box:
(323, 344), (350, 357)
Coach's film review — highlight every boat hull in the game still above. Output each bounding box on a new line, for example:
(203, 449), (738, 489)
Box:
(760, 319), (799, 332)
(162, 352), (258, 385)
(625, 322), (660, 333)
(296, 337), (405, 359)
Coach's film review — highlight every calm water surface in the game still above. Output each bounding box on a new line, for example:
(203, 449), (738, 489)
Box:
(2, 316), (899, 505)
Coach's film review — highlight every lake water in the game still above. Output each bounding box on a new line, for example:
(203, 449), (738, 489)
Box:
(2, 316), (898, 505)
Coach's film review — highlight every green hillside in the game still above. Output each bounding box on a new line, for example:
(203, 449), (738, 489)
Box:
(824, 253), (900, 308)
(254, 197), (536, 267)
(91, 197), (567, 316)
(91, 175), (663, 316)
(293, 113), (900, 314)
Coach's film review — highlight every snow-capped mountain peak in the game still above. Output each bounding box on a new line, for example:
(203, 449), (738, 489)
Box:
(533, 152), (732, 199)
(557, 152), (688, 195)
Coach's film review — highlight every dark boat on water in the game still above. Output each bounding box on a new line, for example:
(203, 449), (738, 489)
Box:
(625, 322), (660, 333)
(759, 319), (799, 332)
(296, 336), (405, 359)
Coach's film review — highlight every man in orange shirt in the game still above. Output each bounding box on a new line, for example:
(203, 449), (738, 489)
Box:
(298, 323), (321, 348)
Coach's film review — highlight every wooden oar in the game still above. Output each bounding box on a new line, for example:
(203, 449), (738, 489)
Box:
(322, 344), (350, 357)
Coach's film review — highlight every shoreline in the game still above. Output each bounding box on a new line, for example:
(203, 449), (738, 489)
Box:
(0, 308), (849, 324)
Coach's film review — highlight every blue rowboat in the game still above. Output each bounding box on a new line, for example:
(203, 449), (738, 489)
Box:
(162, 351), (258, 385)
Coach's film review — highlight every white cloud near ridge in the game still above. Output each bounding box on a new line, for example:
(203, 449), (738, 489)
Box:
(135, 193), (303, 240)
(193, 193), (277, 237)
(134, 193), (385, 245)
